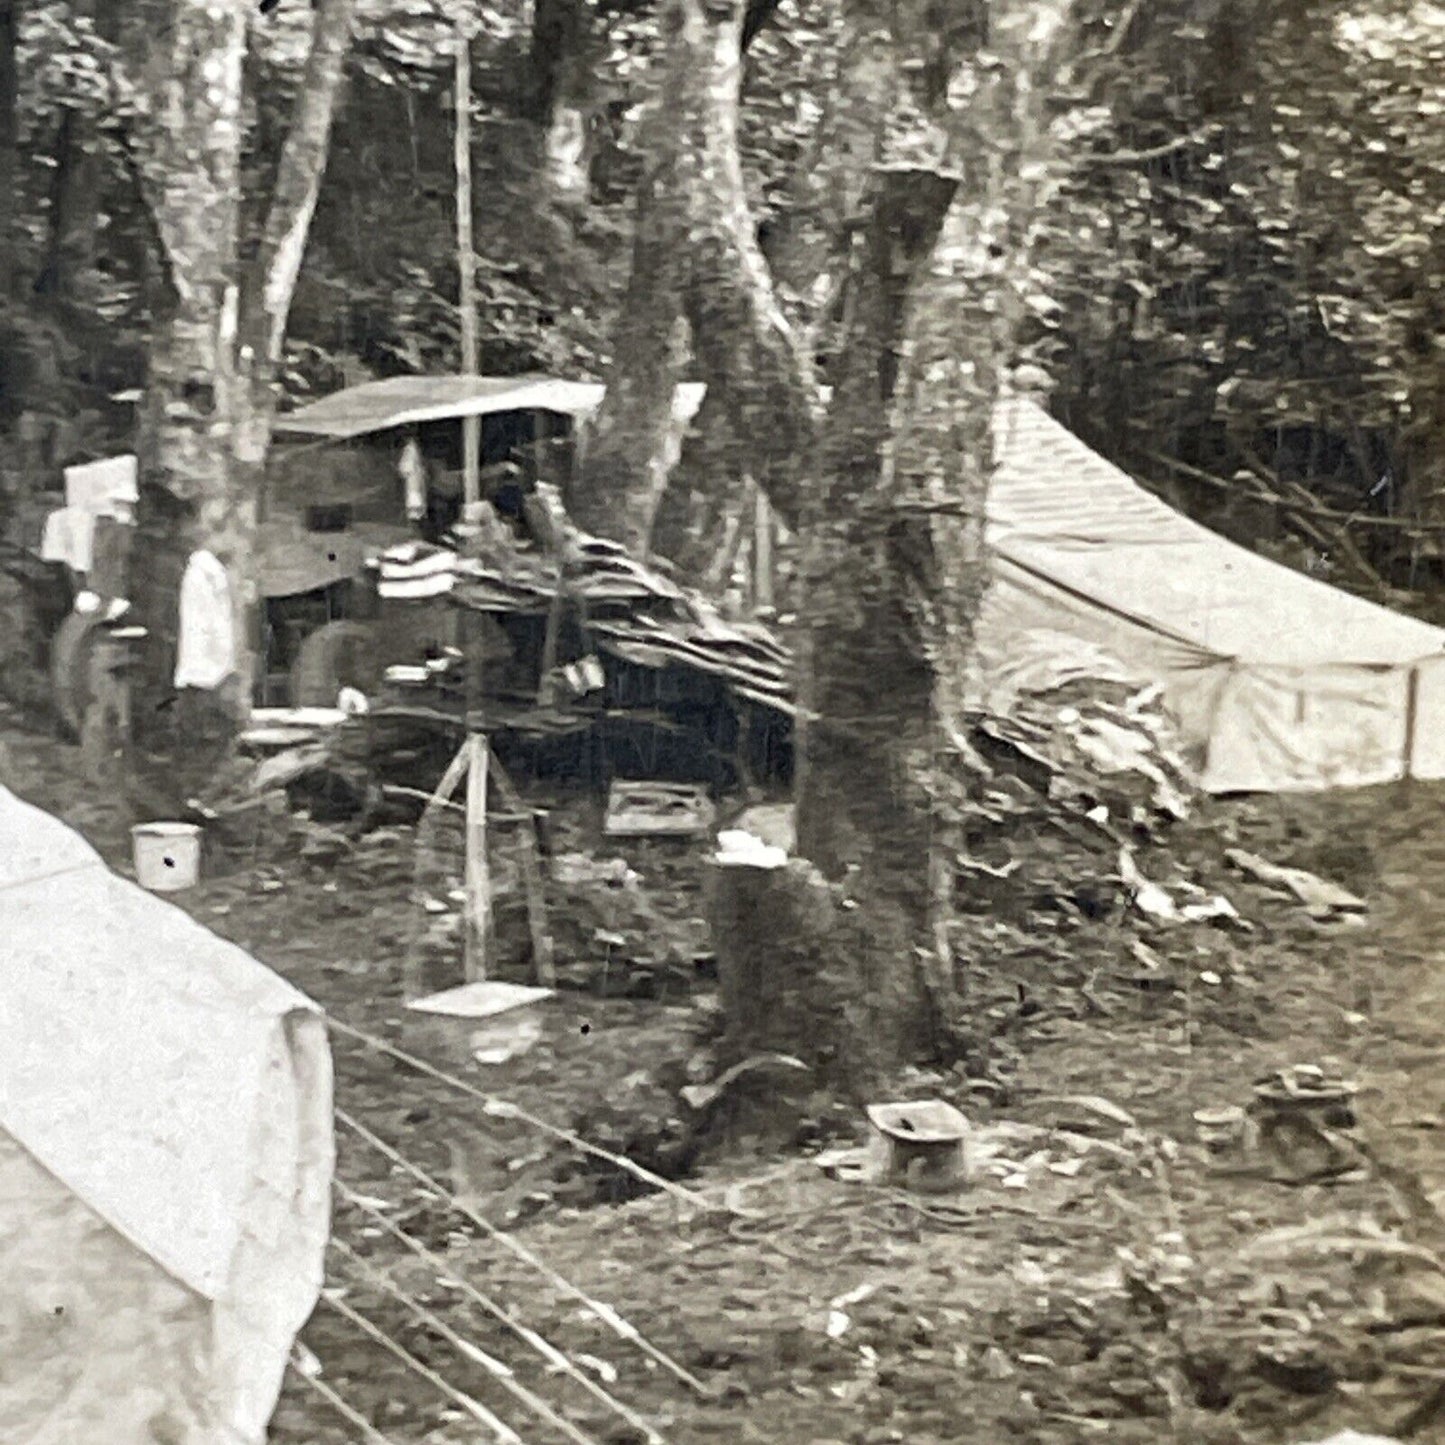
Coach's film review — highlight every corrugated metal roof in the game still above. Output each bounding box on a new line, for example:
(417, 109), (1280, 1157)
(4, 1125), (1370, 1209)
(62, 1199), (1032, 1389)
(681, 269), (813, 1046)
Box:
(990, 398), (1445, 667)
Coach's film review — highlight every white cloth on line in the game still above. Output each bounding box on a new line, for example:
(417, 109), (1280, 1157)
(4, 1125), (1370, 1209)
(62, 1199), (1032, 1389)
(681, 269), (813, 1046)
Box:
(399, 439), (427, 521)
(64, 455), (139, 516)
(39, 508), (96, 573)
(174, 550), (237, 691)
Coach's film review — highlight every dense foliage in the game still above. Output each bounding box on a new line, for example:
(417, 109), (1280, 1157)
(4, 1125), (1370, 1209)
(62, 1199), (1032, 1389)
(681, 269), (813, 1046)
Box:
(2, 0), (1443, 591)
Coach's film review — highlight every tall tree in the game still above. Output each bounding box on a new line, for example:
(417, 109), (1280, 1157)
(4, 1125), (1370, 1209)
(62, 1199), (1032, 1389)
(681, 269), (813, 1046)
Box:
(115, 0), (357, 737)
(571, 0), (816, 550)
(664, 0), (1083, 1080)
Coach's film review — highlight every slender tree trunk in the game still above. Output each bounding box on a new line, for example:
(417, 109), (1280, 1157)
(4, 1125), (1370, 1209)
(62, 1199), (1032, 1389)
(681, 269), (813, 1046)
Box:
(123, 0), (248, 742)
(0, 0), (18, 299)
(569, 147), (689, 549)
(574, 0), (816, 551)
(124, 0), (356, 751)
(672, 0), (817, 528)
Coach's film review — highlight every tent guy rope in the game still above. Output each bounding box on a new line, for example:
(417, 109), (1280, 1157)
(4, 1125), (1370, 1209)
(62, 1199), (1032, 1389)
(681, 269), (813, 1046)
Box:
(331, 1236), (604, 1445)
(325, 1015), (708, 1207)
(335, 1107), (713, 1395)
(334, 1180), (669, 1445)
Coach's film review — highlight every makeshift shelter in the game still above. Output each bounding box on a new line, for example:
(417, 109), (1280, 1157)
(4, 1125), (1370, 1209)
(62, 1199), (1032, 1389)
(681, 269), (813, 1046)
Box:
(979, 399), (1445, 793)
(277, 374), (1445, 794)
(272, 374), (706, 443)
(0, 787), (333, 1445)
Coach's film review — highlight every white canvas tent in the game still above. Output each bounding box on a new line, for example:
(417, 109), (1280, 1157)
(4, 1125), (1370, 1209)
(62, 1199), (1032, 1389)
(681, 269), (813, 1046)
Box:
(978, 399), (1445, 793)
(0, 787), (333, 1445)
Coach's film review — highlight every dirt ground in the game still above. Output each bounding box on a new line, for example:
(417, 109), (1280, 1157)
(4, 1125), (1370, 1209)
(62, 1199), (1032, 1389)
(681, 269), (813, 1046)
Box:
(5, 702), (1445, 1445)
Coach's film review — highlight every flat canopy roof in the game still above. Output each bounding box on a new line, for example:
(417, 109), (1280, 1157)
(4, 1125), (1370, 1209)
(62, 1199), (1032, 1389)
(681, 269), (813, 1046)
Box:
(273, 373), (706, 442)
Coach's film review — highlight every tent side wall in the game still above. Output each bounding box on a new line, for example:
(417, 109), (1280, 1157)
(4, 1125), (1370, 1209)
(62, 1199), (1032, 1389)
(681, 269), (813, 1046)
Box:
(213, 1009), (335, 1443)
(0, 786), (334, 1445)
(1204, 663), (1415, 794)
(0, 1132), (213, 1445)
(974, 554), (1233, 774)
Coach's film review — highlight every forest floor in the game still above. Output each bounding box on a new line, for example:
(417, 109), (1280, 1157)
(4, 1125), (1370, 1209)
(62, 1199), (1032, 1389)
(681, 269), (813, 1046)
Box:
(5, 702), (1445, 1445)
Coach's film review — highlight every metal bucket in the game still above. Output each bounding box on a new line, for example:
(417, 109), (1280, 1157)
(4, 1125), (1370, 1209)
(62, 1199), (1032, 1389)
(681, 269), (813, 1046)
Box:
(131, 822), (202, 892)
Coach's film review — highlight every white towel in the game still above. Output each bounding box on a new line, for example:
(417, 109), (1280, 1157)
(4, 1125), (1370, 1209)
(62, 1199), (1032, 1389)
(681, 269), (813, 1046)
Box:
(39, 508), (96, 573)
(174, 550), (237, 690)
(64, 455), (139, 517)
(399, 439), (427, 521)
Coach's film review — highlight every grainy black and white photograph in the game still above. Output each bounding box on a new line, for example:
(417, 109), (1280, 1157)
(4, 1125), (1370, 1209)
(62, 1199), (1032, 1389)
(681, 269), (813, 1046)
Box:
(1, 1), (1443, 1442)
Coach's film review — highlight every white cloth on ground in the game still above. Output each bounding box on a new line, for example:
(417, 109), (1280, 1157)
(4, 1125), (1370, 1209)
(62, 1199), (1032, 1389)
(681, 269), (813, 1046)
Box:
(174, 550), (237, 691)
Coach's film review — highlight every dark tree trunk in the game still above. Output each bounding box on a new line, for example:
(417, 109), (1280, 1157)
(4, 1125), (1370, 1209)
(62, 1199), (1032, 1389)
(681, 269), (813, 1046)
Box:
(648, 385), (748, 577)
(714, 0), (1079, 1078)
(570, 166), (689, 549)
(33, 109), (103, 311)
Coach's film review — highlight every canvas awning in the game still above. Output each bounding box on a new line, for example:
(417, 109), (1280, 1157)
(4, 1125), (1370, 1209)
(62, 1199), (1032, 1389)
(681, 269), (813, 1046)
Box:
(274, 373), (707, 442)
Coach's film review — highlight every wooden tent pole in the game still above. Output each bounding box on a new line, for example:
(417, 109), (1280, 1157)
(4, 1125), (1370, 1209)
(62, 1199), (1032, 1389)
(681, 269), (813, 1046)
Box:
(454, 16), (480, 508)
(463, 731), (491, 981)
(754, 485), (774, 612)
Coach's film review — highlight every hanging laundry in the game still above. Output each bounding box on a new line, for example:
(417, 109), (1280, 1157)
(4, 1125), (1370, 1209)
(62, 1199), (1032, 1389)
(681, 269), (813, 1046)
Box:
(39, 508), (97, 574)
(174, 550), (236, 691)
(399, 438), (427, 522)
(63, 455), (139, 518)
(89, 513), (134, 603)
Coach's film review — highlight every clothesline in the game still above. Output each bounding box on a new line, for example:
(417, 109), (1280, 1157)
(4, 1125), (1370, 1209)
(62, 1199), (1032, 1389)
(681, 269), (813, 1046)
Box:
(336, 1108), (711, 1395)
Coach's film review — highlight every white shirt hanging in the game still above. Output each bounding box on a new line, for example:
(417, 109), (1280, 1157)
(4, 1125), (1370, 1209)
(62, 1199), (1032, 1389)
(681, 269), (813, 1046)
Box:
(39, 508), (96, 573)
(399, 439), (427, 521)
(174, 550), (236, 691)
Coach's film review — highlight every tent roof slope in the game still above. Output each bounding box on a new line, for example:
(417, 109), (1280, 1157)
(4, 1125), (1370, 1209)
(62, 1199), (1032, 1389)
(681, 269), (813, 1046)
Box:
(0, 787), (323, 1299)
(0, 788), (103, 890)
(990, 398), (1445, 669)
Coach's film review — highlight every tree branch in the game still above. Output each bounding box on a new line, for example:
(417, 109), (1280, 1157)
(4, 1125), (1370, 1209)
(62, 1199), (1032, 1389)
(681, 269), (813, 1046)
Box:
(742, 0), (784, 51)
(105, 114), (185, 315)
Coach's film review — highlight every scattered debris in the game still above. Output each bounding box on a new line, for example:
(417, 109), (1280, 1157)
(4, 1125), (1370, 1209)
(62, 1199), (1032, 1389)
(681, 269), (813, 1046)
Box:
(715, 827), (788, 870)
(1118, 846), (1242, 927)
(1225, 847), (1368, 920)
(679, 1053), (810, 1113)
(604, 782), (716, 838)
